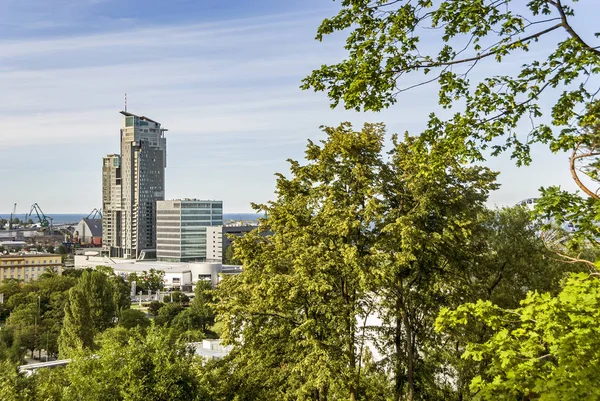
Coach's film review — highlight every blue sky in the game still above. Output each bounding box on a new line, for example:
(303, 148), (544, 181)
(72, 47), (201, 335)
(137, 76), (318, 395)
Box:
(0, 0), (593, 214)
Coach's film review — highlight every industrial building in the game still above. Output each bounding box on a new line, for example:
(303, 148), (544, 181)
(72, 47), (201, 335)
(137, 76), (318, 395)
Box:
(156, 199), (223, 262)
(102, 111), (167, 259)
(74, 218), (102, 246)
(0, 253), (62, 283)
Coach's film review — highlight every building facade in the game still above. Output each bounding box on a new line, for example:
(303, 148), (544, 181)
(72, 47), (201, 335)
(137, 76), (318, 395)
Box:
(156, 199), (223, 262)
(102, 112), (167, 258)
(206, 226), (222, 261)
(0, 254), (62, 283)
(75, 218), (102, 246)
(102, 154), (122, 254)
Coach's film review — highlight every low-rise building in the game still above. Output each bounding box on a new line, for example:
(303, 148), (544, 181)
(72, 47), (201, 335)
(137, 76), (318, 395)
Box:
(74, 255), (226, 288)
(74, 218), (102, 246)
(0, 253), (62, 283)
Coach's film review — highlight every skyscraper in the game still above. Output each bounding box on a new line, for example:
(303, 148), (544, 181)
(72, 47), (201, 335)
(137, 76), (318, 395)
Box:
(102, 111), (167, 258)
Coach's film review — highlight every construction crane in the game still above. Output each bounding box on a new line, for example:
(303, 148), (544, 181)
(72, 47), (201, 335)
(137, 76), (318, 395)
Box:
(26, 203), (52, 229)
(8, 203), (16, 230)
(86, 208), (103, 219)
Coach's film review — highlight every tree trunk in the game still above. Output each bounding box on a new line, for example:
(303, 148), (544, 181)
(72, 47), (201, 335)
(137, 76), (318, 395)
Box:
(394, 297), (404, 401)
(403, 309), (415, 401)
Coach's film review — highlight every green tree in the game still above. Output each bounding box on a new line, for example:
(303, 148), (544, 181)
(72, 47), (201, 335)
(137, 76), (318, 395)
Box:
(437, 272), (600, 401)
(216, 123), (399, 400)
(303, 0), (600, 242)
(37, 326), (207, 401)
(164, 291), (189, 304)
(0, 360), (32, 401)
(57, 245), (68, 255)
(154, 303), (184, 327)
(190, 280), (215, 334)
(144, 269), (165, 292)
(223, 242), (241, 265)
(147, 301), (164, 317)
(118, 309), (150, 330)
(58, 270), (118, 357)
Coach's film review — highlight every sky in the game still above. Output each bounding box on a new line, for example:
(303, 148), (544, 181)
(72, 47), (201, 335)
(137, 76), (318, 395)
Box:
(0, 0), (594, 214)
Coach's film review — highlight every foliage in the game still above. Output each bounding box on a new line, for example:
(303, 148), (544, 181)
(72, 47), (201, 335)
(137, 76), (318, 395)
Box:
(118, 309), (150, 330)
(148, 301), (164, 317)
(223, 242), (241, 265)
(35, 326), (208, 401)
(164, 291), (189, 304)
(154, 303), (184, 327)
(0, 360), (32, 401)
(58, 270), (119, 357)
(303, 0), (600, 251)
(216, 122), (508, 400)
(128, 269), (165, 293)
(437, 272), (600, 401)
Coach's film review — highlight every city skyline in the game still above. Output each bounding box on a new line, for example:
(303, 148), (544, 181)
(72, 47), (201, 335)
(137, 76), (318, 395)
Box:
(0, 0), (595, 213)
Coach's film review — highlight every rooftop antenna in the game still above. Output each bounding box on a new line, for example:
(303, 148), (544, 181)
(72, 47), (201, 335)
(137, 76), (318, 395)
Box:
(124, 93), (127, 112)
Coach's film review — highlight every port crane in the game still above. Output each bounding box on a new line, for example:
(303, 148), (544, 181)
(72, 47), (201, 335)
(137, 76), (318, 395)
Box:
(8, 203), (16, 230)
(86, 208), (103, 219)
(26, 203), (52, 229)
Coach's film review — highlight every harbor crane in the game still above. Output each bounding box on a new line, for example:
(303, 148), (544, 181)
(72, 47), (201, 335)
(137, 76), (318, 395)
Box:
(86, 208), (103, 219)
(8, 203), (16, 230)
(26, 203), (52, 230)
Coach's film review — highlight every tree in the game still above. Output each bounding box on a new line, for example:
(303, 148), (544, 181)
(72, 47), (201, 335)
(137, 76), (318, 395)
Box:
(148, 301), (164, 317)
(57, 245), (68, 255)
(58, 270), (118, 357)
(38, 326), (207, 400)
(303, 0), (600, 241)
(366, 133), (497, 401)
(217, 123), (469, 400)
(223, 242), (241, 265)
(118, 309), (150, 330)
(0, 360), (32, 401)
(215, 123), (572, 400)
(437, 272), (600, 401)
(164, 291), (189, 304)
(154, 303), (184, 327)
(144, 269), (165, 292)
(190, 280), (216, 334)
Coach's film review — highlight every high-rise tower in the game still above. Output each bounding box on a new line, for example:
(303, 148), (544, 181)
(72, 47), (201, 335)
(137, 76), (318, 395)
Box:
(102, 111), (167, 258)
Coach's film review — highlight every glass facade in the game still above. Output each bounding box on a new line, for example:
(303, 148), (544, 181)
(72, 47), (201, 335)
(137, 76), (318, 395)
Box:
(156, 200), (223, 262)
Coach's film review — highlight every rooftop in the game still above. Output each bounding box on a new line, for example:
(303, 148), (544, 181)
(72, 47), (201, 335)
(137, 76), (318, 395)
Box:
(0, 253), (58, 259)
(120, 110), (160, 125)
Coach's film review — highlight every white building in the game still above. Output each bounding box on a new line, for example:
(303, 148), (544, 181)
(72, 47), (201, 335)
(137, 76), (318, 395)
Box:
(206, 226), (222, 261)
(156, 199), (223, 262)
(74, 255), (223, 288)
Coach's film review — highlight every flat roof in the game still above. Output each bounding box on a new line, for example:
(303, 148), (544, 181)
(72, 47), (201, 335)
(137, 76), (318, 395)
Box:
(120, 110), (160, 125)
(0, 253), (57, 259)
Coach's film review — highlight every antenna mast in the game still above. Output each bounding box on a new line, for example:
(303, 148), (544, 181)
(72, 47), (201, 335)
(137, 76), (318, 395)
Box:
(124, 93), (127, 112)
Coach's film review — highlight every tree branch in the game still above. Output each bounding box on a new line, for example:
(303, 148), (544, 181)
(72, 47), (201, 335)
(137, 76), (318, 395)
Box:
(555, 0), (600, 57)
(570, 143), (600, 200)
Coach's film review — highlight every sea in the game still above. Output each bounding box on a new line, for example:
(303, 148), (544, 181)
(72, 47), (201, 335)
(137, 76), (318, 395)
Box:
(2, 213), (263, 225)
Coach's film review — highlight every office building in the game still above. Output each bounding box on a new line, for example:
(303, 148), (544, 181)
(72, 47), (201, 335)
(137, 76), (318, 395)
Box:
(156, 199), (223, 262)
(102, 111), (167, 258)
(0, 254), (62, 283)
